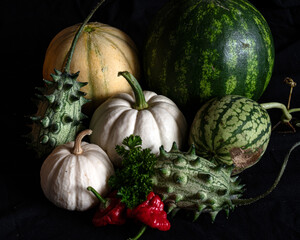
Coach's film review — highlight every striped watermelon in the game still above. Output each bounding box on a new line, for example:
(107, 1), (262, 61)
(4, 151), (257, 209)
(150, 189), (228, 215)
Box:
(188, 95), (271, 174)
(144, 0), (275, 113)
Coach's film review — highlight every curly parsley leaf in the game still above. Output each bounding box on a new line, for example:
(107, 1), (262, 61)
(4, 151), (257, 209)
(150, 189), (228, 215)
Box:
(109, 135), (157, 209)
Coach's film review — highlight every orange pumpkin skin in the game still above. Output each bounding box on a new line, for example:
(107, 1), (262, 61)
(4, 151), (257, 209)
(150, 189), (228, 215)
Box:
(43, 22), (140, 114)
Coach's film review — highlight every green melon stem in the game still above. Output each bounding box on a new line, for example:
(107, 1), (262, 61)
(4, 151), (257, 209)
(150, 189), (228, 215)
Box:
(289, 108), (300, 114)
(232, 141), (300, 206)
(118, 71), (149, 110)
(260, 102), (293, 123)
(64, 0), (106, 73)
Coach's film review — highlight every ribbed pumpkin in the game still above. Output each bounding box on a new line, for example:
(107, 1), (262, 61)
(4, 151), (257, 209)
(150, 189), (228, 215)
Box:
(43, 22), (140, 114)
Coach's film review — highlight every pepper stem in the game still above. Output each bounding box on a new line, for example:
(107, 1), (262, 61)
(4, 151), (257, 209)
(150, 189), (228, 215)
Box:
(64, 0), (106, 73)
(73, 129), (93, 155)
(232, 141), (300, 206)
(128, 224), (147, 240)
(87, 186), (107, 204)
(118, 71), (149, 110)
(260, 102), (293, 123)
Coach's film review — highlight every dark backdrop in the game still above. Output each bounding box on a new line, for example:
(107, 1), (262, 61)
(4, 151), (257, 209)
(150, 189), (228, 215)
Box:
(1, 0), (300, 239)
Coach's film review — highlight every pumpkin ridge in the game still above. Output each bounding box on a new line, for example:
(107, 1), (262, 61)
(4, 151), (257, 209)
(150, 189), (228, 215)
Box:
(108, 108), (137, 145)
(77, 154), (93, 210)
(48, 154), (71, 203)
(132, 108), (141, 136)
(90, 106), (129, 147)
(41, 154), (61, 196)
(146, 107), (165, 146)
(74, 154), (82, 209)
(149, 101), (186, 144)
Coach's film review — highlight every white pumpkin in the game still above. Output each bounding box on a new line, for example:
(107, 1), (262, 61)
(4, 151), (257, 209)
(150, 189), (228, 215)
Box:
(89, 72), (187, 166)
(40, 129), (114, 211)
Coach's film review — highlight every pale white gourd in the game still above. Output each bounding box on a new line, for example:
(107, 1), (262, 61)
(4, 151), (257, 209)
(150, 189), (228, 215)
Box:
(89, 72), (187, 166)
(40, 129), (114, 211)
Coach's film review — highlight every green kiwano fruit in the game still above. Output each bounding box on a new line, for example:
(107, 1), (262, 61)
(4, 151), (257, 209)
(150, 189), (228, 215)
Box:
(189, 95), (271, 174)
(29, 70), (89, 158)
(28, 1), (105, 158)
(152, 143), (244, 221)
(144, 0), (274, 113)
(152, 141), (300, 222)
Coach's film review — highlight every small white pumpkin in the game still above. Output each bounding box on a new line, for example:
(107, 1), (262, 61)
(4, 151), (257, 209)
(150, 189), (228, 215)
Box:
(40, 129), (114, 211)
(89, 72), (187, 166)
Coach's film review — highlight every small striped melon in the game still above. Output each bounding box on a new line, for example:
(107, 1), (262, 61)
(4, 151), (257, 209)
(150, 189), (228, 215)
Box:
(189, 95), (271, 174)
(43, 22), (140, 114)
(144, 0), (274, 113)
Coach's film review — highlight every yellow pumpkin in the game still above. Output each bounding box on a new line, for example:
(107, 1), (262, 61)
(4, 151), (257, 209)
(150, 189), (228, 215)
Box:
(43, 22), (140, 114)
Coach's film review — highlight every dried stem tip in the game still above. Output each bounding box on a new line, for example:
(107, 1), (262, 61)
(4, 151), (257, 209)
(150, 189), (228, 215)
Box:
(73, 129), (93, 155)
(284, 77), (297, 110)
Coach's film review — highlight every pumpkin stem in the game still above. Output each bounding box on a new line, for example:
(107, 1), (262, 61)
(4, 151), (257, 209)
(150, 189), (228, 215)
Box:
(64, 0), (106, 73)
(87, 186), (107, 204)
(73, 129), (93, 155)
(118, 71), (149, 110)
(232, 141), (300, 206)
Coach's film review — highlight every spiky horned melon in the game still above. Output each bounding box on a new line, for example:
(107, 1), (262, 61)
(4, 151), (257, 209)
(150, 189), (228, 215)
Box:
(152, 141), (300, 222)
(152, 143), (244, 221)
(28, 1), (104, 158)
(30, 70), (89, 158)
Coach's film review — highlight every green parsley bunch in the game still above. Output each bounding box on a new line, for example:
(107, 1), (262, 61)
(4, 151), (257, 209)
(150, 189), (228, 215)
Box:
(108, 135), (157, 209)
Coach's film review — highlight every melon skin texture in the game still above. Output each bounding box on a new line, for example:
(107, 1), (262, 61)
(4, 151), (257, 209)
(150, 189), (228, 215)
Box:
(188, 95), (271, 174)
(144, 0), (275, 113)
(43, 22), (140, 114)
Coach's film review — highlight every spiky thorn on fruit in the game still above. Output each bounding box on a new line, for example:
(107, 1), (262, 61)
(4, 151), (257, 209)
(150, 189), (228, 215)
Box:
(152, 141), (300, 223)
(27, 0), (106, 158)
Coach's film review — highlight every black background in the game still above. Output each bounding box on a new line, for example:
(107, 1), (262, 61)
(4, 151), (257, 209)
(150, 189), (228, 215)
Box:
(1, 0), (300, 239)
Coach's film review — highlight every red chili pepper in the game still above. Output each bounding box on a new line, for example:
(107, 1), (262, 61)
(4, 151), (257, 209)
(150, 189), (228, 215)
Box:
(126, 192), (171, 231)
(87, 187), (127, 226)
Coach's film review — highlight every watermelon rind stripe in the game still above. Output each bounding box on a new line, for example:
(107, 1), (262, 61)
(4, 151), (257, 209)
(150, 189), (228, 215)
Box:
(189, 95), (271, 166)
(144, 0), (275, 111)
